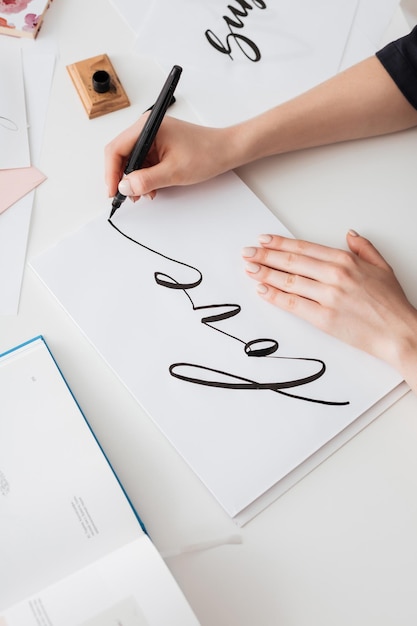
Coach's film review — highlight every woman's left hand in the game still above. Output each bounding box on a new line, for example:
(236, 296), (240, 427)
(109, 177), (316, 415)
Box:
(242, 230), (417, 391)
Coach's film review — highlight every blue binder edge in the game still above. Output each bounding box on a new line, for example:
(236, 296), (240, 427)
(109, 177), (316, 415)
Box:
(0, 335), (148, 535)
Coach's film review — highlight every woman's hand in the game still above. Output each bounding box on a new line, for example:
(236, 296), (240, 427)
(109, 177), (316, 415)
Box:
(242, 230), (417, 392)
(104, 115), (236, 201)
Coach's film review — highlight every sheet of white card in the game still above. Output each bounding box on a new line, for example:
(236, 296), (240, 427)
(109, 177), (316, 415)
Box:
(133, 0), (360, 125)
(32, 171), (405, 522)
(109, 0), (152, 34)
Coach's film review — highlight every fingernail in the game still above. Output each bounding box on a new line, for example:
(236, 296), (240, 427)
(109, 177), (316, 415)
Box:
(348, 229), (359, 237)
(259, 234), (272, 244)
(245, 262), (260, 274)
(257, 283), (268, 294)
(242, 246), (257, 258)
(118, 178), (134, 197)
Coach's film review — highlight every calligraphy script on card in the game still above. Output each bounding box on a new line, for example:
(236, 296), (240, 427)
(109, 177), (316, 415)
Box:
(108, 217), (349, 407)
(204, 0), (267, 62)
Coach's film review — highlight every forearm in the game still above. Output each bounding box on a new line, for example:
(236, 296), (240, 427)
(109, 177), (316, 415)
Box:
(226, 56), (417, 167)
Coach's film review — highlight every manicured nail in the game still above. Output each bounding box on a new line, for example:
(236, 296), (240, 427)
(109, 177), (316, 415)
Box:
(257, 283), (268, 294)
(118, 178), (133, 196)
(348, 229), (359, 237)
(245, 262), (260, 274)
(242, 246), (257, 258)
(259, 234), (272, 244)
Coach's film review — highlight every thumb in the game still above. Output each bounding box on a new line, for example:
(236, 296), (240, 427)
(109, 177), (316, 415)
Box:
(120, 162), (171, 199)
(346, 229), (391, 270)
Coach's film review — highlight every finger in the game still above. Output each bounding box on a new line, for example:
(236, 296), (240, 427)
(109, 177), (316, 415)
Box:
(258, 234), (343, 264)
(346, 230), (392, 270)
(256, 283), (329, 331)
(117, 176), (157, 202)
(104, 148), (127, 197)
(242, 243), (337, 285)
(124, 159), (174, 198)
(243, 257), (331, 305)
(104, 116), (149, 196)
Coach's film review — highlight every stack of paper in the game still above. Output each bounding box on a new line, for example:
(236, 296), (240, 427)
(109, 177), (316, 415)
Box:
(0, 38), (54, 315)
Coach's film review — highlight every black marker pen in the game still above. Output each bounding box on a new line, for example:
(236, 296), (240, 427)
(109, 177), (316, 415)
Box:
(109, 64), (182, 219)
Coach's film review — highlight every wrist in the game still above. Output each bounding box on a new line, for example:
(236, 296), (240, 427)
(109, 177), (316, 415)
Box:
(218, 123), (255, 171)
(388, 307), (417, 394)
(224, 105), (298, 167)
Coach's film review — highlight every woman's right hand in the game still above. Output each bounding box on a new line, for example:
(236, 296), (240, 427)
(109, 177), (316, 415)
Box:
(104, 115), (236, 201)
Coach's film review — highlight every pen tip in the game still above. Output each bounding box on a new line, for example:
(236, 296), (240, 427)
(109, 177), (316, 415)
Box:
(109, 198), (121, 219)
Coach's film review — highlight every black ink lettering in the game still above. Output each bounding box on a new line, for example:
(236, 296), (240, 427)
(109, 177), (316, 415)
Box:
(204, 31), (261, 62)
(108, 217), (349, 407)
(169, 360), (347, 405)
(226, 32), (261, 61)
(204, 0), (267, 62)
(205, 30), (234, 59)
(223, 1), (254, 30)
(245, 338), (278, 357)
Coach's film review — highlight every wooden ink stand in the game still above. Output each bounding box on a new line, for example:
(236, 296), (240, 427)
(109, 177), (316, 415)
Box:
(67, 54), (130, 119)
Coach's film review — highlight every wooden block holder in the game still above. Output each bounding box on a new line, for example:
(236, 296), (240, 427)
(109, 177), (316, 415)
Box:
(67, 54), (130, 119)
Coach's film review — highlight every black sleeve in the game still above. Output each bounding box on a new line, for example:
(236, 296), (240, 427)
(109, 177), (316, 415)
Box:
(376, 25), (417, 110)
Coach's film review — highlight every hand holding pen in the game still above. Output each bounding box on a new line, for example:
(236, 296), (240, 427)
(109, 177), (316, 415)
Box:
(109, 65), (182, 218)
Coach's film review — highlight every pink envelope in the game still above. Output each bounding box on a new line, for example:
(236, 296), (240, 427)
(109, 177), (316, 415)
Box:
(0, 166), (46, 214)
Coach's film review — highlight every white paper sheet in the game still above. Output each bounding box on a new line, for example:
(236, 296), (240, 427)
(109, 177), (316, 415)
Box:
(132, 0), (359, 125)
(0, 42), (30, 169)
(2, 538), (199, 626)
(31, 171), (405, 522)
(0, 39), (55, 315)
(109, 0), (152, 35)
(0, 193), (33, 315)
(339, 0), (401, 70)
(22, 46), (56, 166)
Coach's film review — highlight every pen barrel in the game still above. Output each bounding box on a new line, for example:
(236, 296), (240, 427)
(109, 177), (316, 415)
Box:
(126, 65), (182, 174)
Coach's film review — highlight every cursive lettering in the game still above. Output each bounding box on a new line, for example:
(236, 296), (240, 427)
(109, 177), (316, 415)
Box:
(205, 0), (267, 61)
(108, 217), (349, 406)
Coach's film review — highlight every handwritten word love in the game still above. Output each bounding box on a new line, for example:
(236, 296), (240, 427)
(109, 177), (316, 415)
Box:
(108, 218), (349, 407)
(204, 0), (267, 62)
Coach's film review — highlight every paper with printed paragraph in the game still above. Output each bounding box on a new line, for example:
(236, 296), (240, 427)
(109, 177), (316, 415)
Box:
(1, 539), (199, 625)
(0, 338), (143, 610)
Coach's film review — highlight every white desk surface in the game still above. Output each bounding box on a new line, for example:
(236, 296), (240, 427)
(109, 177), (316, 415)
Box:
(2, 1), (417, 624)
